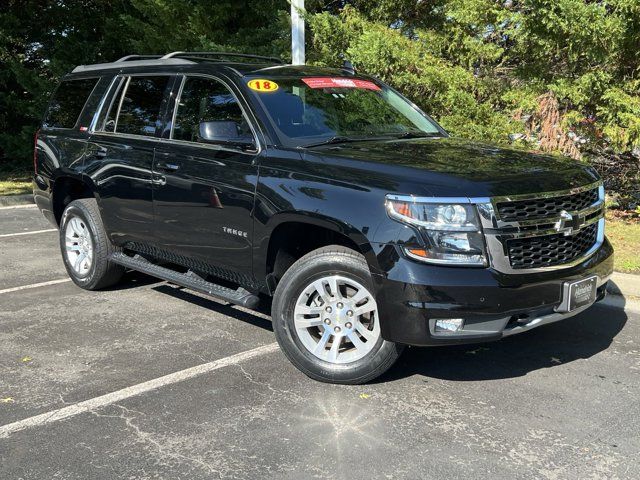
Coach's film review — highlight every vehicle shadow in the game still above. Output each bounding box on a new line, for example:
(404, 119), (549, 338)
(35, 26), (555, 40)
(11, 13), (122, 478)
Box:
(115, 270), (629, 384)
(102, 270), (163, 291)
(379, 299), (629, 383)
(151, 283), (274, 332)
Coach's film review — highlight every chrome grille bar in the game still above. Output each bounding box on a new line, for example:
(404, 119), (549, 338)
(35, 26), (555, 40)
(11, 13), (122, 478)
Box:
(475, 181), (605, 274)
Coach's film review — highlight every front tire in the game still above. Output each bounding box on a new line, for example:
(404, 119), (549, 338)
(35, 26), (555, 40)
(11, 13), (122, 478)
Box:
(59, 198), (124, 290)
(272, 245), (404, 384)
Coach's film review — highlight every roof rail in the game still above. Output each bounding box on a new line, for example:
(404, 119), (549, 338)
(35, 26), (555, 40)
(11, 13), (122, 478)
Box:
(72, 58), (195, 74)
(161, 51), (284, 64)
(115, 54), (163, 62)
(71, 51), (284, 74)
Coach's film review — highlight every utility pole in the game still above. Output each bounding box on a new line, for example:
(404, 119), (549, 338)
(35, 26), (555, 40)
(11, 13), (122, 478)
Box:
(291, 0), (305, 65)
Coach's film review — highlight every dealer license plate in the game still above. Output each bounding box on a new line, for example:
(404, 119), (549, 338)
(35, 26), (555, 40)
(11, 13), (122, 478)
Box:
(560, 276), (598, 312)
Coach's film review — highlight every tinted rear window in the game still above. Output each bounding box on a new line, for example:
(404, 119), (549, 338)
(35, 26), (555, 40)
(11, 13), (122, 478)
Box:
(43, 78), (98, 129)
(115, 76), (170, 136)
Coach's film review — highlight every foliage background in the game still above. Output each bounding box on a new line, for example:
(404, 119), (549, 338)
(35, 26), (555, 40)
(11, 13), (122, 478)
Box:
(1, 0), (638, 208)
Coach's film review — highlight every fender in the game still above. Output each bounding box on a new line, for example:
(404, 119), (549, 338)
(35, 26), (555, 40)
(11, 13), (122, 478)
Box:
(253, 152), (403, 287)
(270, 210), (378, 262)
(34, 128), (93, 225)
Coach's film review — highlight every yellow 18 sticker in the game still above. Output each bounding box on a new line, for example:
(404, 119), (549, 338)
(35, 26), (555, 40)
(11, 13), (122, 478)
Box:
(247, 79), (279, 92)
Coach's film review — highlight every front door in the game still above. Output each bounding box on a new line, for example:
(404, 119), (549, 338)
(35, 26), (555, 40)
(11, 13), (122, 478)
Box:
(152, 75), (259, 284)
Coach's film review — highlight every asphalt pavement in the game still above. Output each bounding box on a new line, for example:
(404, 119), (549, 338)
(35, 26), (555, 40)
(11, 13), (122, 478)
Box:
(0, 205), (639, 479)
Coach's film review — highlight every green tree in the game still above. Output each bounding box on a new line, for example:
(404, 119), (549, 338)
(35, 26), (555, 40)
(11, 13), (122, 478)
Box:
(0, 0), (289, 174)
(2, 0), (638, 206)
(306, 1), (640, 206)
(1, 0), (123, 172)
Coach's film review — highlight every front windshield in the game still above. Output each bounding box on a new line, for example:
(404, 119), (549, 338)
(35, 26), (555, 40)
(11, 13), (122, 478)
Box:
(245, 76), (443, 147)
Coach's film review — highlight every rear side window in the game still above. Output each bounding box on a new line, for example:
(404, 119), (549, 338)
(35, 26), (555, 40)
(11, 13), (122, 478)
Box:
(113, 76), (171, 137)
(43, 78), (98, 129)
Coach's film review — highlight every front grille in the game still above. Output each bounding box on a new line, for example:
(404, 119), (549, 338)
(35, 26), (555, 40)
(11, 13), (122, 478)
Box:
(506, 223), (598, 269)
(496, 188), (599, 222)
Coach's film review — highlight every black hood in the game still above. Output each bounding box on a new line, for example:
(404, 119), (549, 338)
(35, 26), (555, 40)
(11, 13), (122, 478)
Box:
(301, 137), (599, 198)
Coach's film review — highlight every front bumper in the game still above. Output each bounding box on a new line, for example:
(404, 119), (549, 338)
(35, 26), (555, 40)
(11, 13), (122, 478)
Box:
(372, 238), (614, 346)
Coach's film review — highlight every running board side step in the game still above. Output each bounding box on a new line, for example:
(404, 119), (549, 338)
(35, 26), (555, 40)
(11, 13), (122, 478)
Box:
(110, 252), (260, 309)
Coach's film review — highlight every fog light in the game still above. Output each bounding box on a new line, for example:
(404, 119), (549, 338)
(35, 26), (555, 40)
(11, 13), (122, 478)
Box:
(435, 318), (464, 333)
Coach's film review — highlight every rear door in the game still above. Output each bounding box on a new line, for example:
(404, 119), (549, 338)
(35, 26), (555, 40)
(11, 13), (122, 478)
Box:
(152, 74), (260, 284)
(85, 74), (175, 247)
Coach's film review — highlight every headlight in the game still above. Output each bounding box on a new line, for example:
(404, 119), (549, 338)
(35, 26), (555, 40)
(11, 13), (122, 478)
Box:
(385, 195), (487, 266)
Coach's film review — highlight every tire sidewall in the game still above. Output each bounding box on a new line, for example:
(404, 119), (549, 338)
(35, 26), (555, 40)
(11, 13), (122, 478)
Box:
(59, 202), (101, 288)
(273, 249), (399, 383)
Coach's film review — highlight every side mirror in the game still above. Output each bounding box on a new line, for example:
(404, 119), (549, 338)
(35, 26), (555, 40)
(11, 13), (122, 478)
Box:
(198, 121), (255, 150)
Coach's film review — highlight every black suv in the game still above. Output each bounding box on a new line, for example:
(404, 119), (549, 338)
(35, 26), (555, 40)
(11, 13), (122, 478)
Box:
(34, 52), (613, 384)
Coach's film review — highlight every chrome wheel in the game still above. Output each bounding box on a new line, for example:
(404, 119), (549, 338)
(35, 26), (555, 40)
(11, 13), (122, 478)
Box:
(64, 215), (93, 276)
(294, 275), (381, 364)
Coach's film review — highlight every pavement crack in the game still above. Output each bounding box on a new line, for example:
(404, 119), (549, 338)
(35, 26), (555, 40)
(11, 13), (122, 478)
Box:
(90, 404), (223, 478)
(237, 364), (303, 402)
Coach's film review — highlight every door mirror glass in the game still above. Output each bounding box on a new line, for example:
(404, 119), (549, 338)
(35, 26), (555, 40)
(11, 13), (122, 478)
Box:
(198, 121), (255, 148)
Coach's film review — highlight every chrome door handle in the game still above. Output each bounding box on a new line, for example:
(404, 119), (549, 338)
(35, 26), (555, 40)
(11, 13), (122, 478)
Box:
(153, 176), (167, 186)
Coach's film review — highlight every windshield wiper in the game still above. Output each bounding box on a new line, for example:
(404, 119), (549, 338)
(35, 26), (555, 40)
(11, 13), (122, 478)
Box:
(299, 132), (440, 149)
(387, 131), (441, 140)
(300, 136), (385, 149)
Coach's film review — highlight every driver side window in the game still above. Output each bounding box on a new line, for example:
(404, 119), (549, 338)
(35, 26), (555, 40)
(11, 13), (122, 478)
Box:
(172, 77), (252, 143)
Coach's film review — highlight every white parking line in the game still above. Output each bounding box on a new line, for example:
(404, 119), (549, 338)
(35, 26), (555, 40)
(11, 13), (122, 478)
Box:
(0, 278), (71, 295)
(0, 204), (36, 210)
(0, 342), (280, 438)
(0, 228), (56, 238)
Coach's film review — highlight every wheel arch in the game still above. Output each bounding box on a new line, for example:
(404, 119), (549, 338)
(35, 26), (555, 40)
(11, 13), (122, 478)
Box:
(260, 213), (381, 294)
(51, 174), (97, 225)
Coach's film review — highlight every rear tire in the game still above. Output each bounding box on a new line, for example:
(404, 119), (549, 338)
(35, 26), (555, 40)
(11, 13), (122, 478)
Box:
(59, 198), (124, 290)
(272, 245), (404, 384)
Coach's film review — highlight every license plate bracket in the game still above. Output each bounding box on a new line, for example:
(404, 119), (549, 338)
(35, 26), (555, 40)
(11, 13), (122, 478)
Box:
(556, 276), (598, 313)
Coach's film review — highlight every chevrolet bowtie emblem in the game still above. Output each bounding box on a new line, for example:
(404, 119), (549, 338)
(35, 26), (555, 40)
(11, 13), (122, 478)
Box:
(554, 210), (585, 236)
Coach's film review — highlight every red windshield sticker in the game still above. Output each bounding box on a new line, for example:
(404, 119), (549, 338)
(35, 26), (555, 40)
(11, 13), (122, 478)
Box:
(302, 77), (381, 91)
